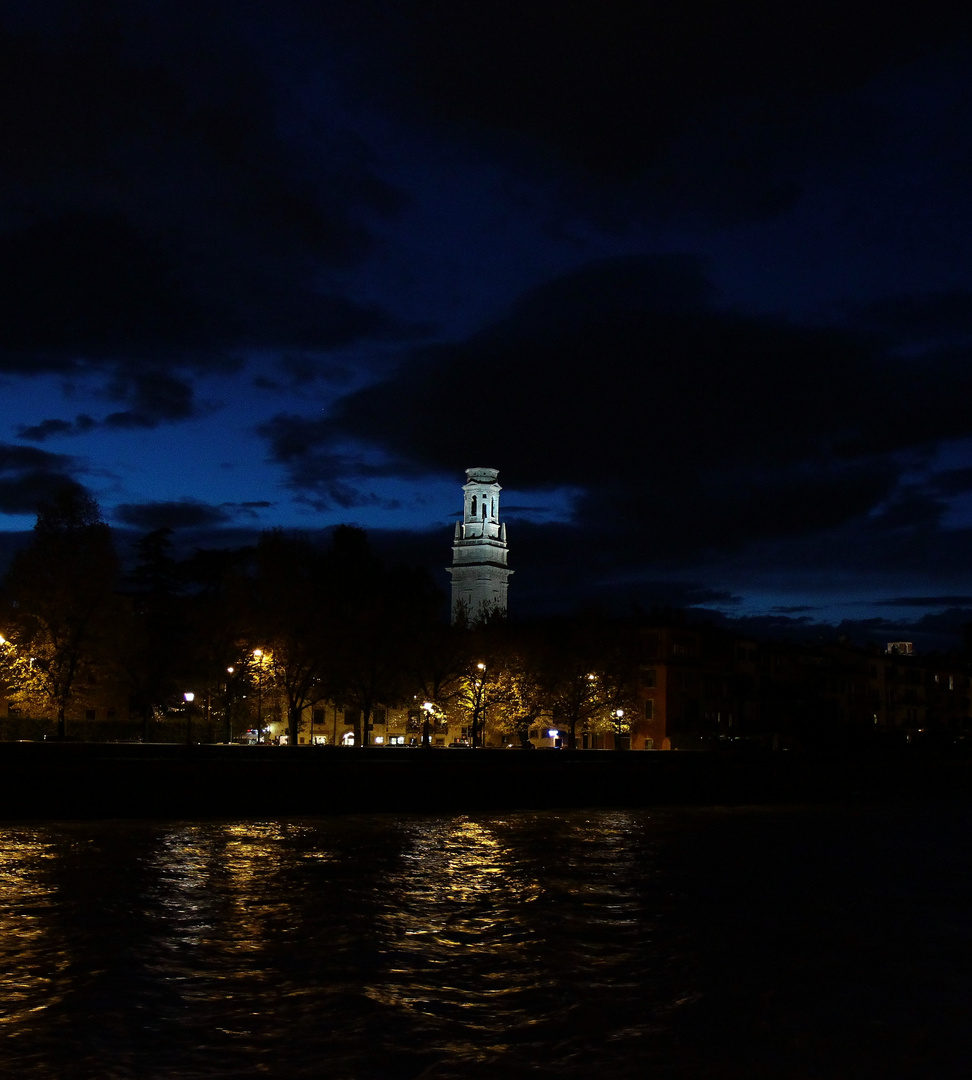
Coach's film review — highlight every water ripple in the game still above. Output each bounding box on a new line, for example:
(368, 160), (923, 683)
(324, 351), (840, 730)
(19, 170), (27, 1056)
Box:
(3, 806), (969, 1078)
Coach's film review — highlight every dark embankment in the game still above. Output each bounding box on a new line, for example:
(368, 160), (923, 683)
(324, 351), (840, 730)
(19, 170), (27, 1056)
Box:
(1, 743), (970, 820)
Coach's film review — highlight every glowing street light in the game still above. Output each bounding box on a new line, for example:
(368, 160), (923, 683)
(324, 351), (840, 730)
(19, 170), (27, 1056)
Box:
(184, 692), (195, 745)
(224, 666), (236, 743)
(469, 662), (489, 748)
(421, 700), (434, 749)
(253, 649), (265, 744)
(614, 708), (628, 751)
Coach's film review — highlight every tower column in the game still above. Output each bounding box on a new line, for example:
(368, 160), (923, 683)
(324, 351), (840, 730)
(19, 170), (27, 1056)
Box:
(447, 467), (511, 623)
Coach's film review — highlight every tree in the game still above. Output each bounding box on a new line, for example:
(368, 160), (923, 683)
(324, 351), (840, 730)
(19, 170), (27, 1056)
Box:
(179, 545), (253, 742)
(0, 484), (121, 738)
(449, 615), (520, 747)
(120, 527), (186, 741)
(592, 621), (643, 749)
(535, 616), (619, 749)
(484, 640), (546, 747)
(322, 526), (440, 747)
(245, 530), (331, 746)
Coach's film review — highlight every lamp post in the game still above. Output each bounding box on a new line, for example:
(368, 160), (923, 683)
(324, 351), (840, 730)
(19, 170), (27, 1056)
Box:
(0, 635), (7, 741)
(224, 666), (235, 743)
(421, 700), (434, 749)
(253, 649), (264, 744)
(614, 708), (627, 751)
(184, 692), (195, 745)
(471, 662), (486, 749)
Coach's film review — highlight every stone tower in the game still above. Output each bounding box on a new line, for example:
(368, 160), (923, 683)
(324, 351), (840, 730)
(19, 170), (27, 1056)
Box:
(448, 467), (511, 623)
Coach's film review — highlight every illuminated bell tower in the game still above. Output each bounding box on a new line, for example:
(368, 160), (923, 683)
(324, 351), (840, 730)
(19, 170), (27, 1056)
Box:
(448, 467), (511, 623)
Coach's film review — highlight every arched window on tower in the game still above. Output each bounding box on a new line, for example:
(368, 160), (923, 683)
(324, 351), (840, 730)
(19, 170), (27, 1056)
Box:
(470, 495), (477, 517)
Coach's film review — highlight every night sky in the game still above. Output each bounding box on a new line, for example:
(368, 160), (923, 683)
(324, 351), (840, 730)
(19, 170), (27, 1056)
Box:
(4, 1), (972, 646)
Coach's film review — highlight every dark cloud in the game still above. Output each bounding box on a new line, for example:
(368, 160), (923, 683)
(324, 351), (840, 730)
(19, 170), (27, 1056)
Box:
(0, 473), (85, 517)
(0, 444), (75, 473)
(0, 212), (205, 361)
(0, 442), (80, 515)
(254, 254), (972, 595)
(17, 416), (98, 442)
(867, 488), (947, 532)
(907, 606), (972, 637)
(572, 460), (901, 564)
(873, 595), (972, 608)
(0, 4), (410, 388)
(227, 501), (274, 521)
(848, 290), (972, 346)
(826, 607), (972, 653)
(257, 415), (422, 509)
(930, 467), (972, 497)
(16, 368), (208, 437)
(112, 498), (280, 532)
(392, 2), (972, 182)
(113, 499), (236, 531)
(323, 274), (888, 494)
(252, 354), (356, 392)
(260, 257), (897, 540)
(103, 369), (203, 428)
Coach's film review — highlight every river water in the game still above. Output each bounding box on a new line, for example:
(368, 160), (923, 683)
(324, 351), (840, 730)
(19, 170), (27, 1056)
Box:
(2, 805), (971, 1079)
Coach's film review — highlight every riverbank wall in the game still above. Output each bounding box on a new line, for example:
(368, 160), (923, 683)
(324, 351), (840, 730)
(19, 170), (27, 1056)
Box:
(1, 743), (970, 820)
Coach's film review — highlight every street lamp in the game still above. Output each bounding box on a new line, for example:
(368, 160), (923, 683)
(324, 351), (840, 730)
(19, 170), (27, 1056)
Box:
(614, 708), (627, 751)
(184, 692), (195, 745)
(468, 663), (487, 749)
(224, 667), (235, 743)
(421, 700), (434, 749)
(253, 649), (264, 744)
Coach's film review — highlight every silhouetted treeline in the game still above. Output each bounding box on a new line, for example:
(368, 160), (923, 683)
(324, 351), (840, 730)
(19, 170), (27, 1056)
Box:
(2, 486), (971, 752)
(0, 488), (647, 745)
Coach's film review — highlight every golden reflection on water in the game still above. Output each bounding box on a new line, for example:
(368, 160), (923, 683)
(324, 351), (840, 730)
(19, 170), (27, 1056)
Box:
(147, 821), (312, 954)
(0, 810), (690, 1077)
(0, 831), (68, 1025)
(368, 816), (543, 1032)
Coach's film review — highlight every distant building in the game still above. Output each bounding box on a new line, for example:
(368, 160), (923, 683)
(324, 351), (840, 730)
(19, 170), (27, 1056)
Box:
(448, 467), (512, 624)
